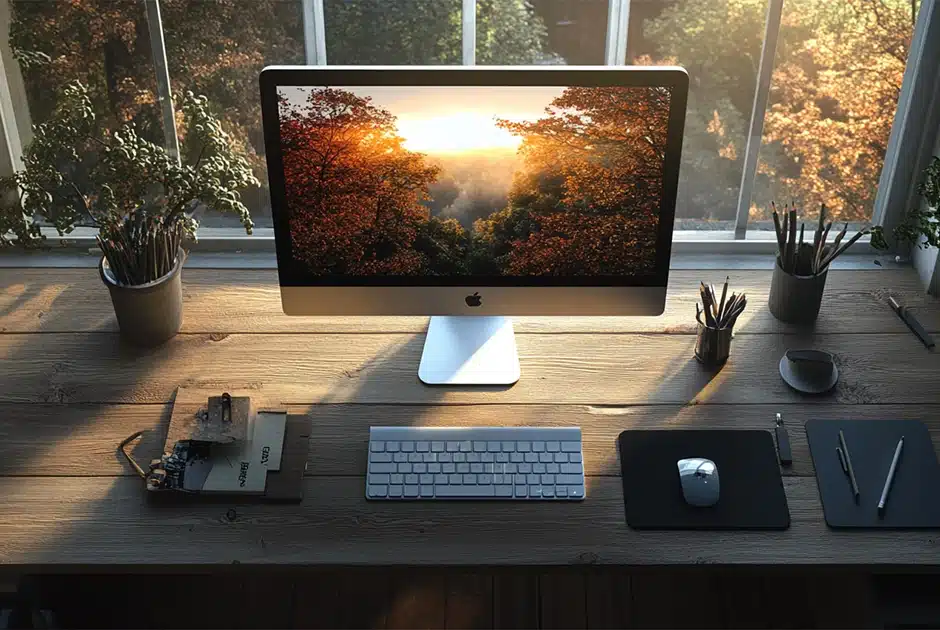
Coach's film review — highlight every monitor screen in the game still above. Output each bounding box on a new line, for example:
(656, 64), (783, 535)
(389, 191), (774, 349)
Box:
(273, 83), (674, 281)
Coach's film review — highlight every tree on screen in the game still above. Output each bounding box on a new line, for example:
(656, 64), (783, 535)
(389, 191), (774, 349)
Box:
(279, 88), (441, 274)
(477, 86), (668, 275)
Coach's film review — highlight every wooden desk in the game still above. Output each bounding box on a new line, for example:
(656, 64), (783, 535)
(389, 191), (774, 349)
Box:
(2, 266), (940, 568)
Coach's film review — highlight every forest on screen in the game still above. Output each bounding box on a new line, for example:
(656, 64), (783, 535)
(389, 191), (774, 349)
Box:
(278, 86), (669, 276)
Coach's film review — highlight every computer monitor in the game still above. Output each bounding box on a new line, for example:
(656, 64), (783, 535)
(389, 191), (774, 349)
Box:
(260, 66), (687, 385)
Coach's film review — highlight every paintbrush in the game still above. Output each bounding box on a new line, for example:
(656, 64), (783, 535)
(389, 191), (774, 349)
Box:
(797, 222), (805, 273)
(772, 202), (786, 258)
(787, 207), (797, 273)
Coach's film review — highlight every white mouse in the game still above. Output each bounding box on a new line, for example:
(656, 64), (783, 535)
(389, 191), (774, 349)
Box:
(678, 457), (720, 507)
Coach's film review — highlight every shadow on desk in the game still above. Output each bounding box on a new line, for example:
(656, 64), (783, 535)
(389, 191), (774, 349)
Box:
(17, 566), (934, 629)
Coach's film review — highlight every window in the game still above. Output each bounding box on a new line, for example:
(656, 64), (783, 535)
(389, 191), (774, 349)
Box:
(0, 0), (932, 250)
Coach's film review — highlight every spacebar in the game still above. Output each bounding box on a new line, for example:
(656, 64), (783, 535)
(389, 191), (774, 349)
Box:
(435, 485), (496, 498)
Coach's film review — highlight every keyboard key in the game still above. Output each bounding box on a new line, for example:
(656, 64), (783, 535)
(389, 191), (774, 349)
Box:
(394, 453), (408, 463)
(437, 485), (495, 498)
(501, 441), (515, 452)
(431, 441), (445, 452)
(554, 453), (568, 463)
(510, 453), (524, 463)
(414, 463), (427, 474)
(434, 474), (448, 484)
(439, 453), (453, 463)
(528, 474), (541, 484)
(387, 441), (400, 452)
(556, 486), (568, 497)
(428, 463), (441, 473)
(467, 453), (481, 463)
(518, 442), (532, 452)
(484, 463), (495, 474)
(416, 442), (430, 452)
(420, 474), (433, 484)
(463, 474), (477, 485)
(368, 485), (387, 498)
(370, 463), (396, 473)
(496, 485), (513, 497)
(470, 463), (483, 473)
(524, 453), (538, 463)
(443, 463), (456, 474)
(371, 442), (385, 452)
(570, 453), (583, 463)
(541, 474), (555, 484)
(493, 474), (504, 484)
(562, 442), (580, 452)
(389, 485), (403, 497)
(370, 453), (392, 463)
(547, 441), (560, 452)
(519, 463), (533, 474)
(569, 486), (585, 498)
(547, 464), (560, 474)
(408, 453), (422, 463)
(404, 486), (419, 498)
(446, 441), (459, 452)
(505, 463), (518, 473)
(533, 441), (546, 452)
(420, 485), (434, 497)
(473, 441), (486, 452)
(543, 486), (555, 497)
(487, 442), (501, 452)
(390, 474), (404, 484)
(479, 474), (492, 484)
(369, 474), (390, 484)
(529, 485), (543, 497)
(532, 463), (545, 474)
(561, 463), (583, 474)
(515, 485), (528, 497)
(497, 453), (509, 463)
(539, 453), (552, 463)
(454, 452), (466, 463)
(457, 463), (470, 473)
(398, 463), (412, 473)
(402, 442), (415, 452)
(459, 441), (472, 452)
(482, 453), (495, 463)
(449, 474), (463, 484)
(423, 453), (437, 463)
(405, 474), (419, 485)
(556, 474), (582, 485)
(513, 474), (526, 484)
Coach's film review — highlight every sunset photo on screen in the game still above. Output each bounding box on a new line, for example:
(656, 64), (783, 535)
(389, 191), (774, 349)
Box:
(277, 85), (670, 276)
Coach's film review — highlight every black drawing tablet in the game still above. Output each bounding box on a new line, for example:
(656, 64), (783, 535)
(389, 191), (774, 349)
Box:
(806, 419), (940, 529)
(617, 430), (790, 530)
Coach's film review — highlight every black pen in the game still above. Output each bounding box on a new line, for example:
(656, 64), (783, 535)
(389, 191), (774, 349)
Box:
(838, 429), (860, 503)
(889, 297), (935, 349)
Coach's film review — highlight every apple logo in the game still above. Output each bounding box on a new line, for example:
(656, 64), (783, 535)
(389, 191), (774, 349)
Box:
(465, 292), (482, 307)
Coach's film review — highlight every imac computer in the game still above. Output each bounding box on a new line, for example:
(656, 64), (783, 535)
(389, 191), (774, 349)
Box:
(260, 66), (687, 386)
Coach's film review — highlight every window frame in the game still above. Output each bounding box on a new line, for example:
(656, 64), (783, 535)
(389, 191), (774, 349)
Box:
(1, 0), (936, 256)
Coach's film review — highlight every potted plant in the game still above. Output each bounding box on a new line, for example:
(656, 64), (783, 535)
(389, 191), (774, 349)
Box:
(0, 81), (258, 345)
(767, 203), (887, 324)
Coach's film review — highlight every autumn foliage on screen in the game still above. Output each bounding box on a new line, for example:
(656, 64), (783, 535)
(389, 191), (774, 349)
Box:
(278, 86), (669, 276)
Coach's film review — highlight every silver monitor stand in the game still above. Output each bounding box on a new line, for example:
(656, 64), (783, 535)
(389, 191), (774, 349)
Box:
(418, 316), (520, 385)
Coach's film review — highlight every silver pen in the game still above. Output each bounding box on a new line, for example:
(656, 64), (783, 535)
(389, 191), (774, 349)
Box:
(877, 436), (904, 517)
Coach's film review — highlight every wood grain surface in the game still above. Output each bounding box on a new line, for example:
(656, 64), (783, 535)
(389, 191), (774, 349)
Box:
(2, 266), (940, 569)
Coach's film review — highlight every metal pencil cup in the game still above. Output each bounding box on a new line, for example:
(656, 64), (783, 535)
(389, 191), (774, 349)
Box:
(694, 323), (733, 366)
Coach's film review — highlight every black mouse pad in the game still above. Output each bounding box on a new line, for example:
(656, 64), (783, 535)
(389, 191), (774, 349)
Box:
(806, 419), (940, 529)
(617, 430), (790, 530)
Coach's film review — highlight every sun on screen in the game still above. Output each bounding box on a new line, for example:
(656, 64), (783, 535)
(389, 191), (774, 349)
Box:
(396, 112), (524, 154)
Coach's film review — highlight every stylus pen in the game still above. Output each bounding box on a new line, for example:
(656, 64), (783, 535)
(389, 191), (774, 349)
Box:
(889, 297), (935, 349)
(877, 436), (904, 517)
(838, 429), (860, 503)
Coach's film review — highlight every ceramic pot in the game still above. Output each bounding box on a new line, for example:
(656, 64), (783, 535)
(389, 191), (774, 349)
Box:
(99, 248), (185, 346)
(768, 256), (828, 324)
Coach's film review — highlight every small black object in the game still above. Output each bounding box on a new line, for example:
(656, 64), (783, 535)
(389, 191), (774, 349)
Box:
(774, 413), (792, 466)
(617, 430), (789, 530)
(888, 296), (935, 349)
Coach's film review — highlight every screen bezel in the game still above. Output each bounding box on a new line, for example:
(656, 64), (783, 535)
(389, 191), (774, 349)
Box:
(259, 66), (688, 288)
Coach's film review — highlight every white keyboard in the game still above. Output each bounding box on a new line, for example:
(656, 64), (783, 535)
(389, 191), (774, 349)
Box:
(366, 427), (585, 500)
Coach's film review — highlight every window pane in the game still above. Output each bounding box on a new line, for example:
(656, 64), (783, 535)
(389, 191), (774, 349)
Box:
(161, 0), (305, 230)
(749, 0), (919, 230)
(632, 0), (766, 230)
(9, 0), (164, 225)
(512, 0), (608, 65)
